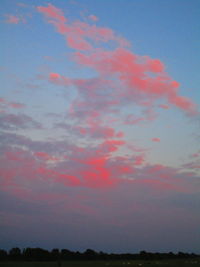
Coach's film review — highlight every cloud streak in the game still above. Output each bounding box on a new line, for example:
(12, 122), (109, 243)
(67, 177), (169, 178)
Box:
(5, 14), (20, 24)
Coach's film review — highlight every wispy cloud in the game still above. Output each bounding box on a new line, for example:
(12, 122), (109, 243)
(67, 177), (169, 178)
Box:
(5, 14), (20, 24)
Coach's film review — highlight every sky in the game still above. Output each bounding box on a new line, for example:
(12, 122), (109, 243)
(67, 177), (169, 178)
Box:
(0, 0), (200, 253)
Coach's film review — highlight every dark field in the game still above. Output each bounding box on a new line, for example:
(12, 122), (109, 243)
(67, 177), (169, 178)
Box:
(1, 260), (200, 267)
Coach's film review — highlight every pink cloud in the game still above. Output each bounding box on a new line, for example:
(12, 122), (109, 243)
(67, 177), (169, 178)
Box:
(74, 48), (197, 115)
(9, 102), (26, 109)
(191, 152), (200, 158)
(98, 139), (125, 154)
(47, 74), (121, 124)
(49, 72), (71, 86)
(159, 104), (170, 109)
(37, 166), (81, 187)
(134, 155), (145, 166)
(37, 4), (67, 23)
(75, 125), (117, 139)
(49, 72), (60, 79)
(1, 132), (200, 209)
(148, 164), (165, 173)
(124, 114), (145, 125)
(0, 97), (25, 110)
(0, 147), (115, 189)
(5, 15), (20, 24)
(37, 4), (129, 51)
(168, 94), (197, 114)
(183, 161), (200, 170)
(34, 151), (59, 162)
(76, 156), (116, 188)
(4, 14), (27, 24)
(5, 150), (25, 161)
(147, 58), (164, 73)
(0, 112), (42, 130)
(67, 35), (92, 50)
(37, 4), (198, 116)
(152, 137), (160, 142)
(88, 14), (99, 22)
(4, 3), (197, 199)
(116, 131), (124, 138)
(0, 129), (128, 190)
(34, 5), (200, 203)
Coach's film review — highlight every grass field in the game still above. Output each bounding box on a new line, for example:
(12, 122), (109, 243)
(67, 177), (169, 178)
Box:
(0, 259), (200, 267)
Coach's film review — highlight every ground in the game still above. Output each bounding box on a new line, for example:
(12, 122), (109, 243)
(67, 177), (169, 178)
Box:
(0, 259), (200, 267)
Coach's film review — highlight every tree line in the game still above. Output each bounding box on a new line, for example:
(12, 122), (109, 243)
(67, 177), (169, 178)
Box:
(0, 248), (199, 261)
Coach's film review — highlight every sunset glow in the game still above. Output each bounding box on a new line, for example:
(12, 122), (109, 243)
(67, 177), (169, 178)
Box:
(1, 0), (200, 253)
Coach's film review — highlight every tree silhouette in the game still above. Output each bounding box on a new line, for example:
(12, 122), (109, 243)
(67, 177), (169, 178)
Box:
(9, 247), (21, 260)
(0, 247), (199, 262)
(0, 250), (7, 260)
(84, 249), (98, 260)
(51, 249), (60, 261)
